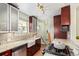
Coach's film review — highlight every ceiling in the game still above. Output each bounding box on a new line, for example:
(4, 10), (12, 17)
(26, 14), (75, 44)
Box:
(18, 3), (69, 20)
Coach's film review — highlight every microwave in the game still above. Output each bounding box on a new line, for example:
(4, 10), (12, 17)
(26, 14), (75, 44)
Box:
(61, 25), (69, 32)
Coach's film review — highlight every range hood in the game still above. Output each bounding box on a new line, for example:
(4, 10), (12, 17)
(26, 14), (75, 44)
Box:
(61, 25), (69, 32)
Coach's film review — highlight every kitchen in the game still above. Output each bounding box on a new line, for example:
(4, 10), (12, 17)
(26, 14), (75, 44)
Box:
(0, 3), (79, 56)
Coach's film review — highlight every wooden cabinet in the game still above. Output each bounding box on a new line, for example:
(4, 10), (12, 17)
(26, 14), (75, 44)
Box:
(27, 45), (36, 56)
(54, 15), (61, 38)
(0, 3), (18, 32)
(35, 38), (41, 51)
(29, 16), (37, 32)
(0, 50), (12, 56)
(54, 15), (67, 39)
(29, 16), (32, 32)
(27, 39), (41, 56)
(61, 5), (70, 25)
(0, 39), (41, 56)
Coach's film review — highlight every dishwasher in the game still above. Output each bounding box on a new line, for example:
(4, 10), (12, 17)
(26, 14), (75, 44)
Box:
(12, 45), (27, 56)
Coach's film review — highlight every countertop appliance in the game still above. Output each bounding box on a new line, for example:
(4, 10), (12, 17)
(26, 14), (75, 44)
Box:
(61, 25), (69, 32)
(53, 40), (65, 49)
(43, 44), (74, 56)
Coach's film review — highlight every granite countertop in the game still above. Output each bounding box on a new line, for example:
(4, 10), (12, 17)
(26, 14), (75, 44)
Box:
(0, 36), (41, 53)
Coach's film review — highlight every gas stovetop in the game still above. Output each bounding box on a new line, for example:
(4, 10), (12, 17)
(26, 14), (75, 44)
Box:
(43, 44), (73, 56)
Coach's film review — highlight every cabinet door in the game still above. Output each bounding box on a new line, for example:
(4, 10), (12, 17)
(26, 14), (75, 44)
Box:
(32, 17), (37, 32)
(54, 15), (67, 39)
(0, 4), (9, 32)
(36, 39), (41, 47)
(61, 6), (70, 25)
(29, 16), (37, 32)
(35, 39), (41, 51)
(54, 15), (61, 38)
(10, 5), (18, 31)
(27, 45), (37, 56)
(29, 16), (32, 32)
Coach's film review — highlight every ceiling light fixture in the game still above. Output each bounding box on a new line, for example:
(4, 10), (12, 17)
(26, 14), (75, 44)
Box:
(37, 3), (45, 14)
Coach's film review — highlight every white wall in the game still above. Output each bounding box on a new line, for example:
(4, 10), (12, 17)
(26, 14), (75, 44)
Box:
(47, 17), (54, 42)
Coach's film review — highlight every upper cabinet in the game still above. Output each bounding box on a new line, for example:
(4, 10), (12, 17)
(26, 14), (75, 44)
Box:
(0, 3), (19, 32)
(18, 11), (29, 32)
(29, 16), (37, 32)
(29, 16), (32, 32)
(10, 5), (19, 31)
(0, 4), (9, 31)
(54, 15), (67, 39)
(61, 5), (70, 25)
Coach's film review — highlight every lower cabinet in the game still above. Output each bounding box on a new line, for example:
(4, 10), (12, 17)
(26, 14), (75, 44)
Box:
(27, 38), (41, 56)
(0, 50), (12, 56)
(36, 38), (41, 51)
(27, 45), (36, 56)
(0, 38), (41, 56)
